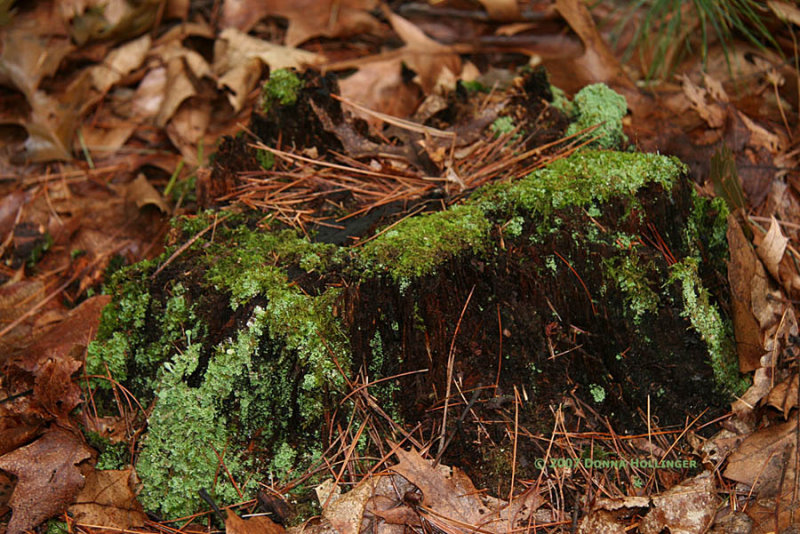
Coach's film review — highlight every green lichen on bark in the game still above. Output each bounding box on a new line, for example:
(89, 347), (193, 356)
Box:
(87, 145), (739, 518)
(565, 83), (629, 149)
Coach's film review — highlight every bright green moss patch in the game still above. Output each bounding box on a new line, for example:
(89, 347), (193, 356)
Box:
(261, 68), (304, 113)
(359, 202), (492, 282)
(565, 83), (628, 149)
(361, 150), (684, 286)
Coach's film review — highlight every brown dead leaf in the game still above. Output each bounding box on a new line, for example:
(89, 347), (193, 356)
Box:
(755, 216), (788, 286)
(226, 511), (285, 534)
(317, 477), (379, 534)
(389, 446), (541, 533)
(766, 374), (798, 419)
(477, 0), (520, 21)
(0, 30), (73, 101)
(727, 216), (765, 372)
(338, 59), (421, 126)
(214, 28), (322, 112)
(124, 173), (169, 213)
(578, 509), (628, 534)
(166, 99), (212, 165)
(724, 419), (797, 497)
(383, 8), (461, 94)
(221, 0), (379, 47)
(768, 0), (800, 25)
(89, 34), (151, 93)
(2, 295), (111, 422)
(155, 51), (206, 127)
(640, 472), (719, 534)
(552, 0), (632, 90)
(681, 75), (726, 129)
(0, 427), (93, 534)
(69, 468), (146, 530)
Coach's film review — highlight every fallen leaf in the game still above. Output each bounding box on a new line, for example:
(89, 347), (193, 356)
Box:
(0, 427), (93, 534)
(165, 98), (212, 165)
(318, 477), (379, 534)
(640, 472), (719, 534)
(389, 446), (541, 533)
(552, 0), (632, 89)
(2, 295), (111, 422)
(338, 58), (421, 127)
(726, 216), (765, 372)
(221, 0), (379, 47)
(766, 374), (798, 419)
(124, 174), (169, 213)
(477, 0), (520, 21)
(768, 0), (800, 25)
(0, 30), (73, 100)
(755, 216), (787, 288)
(681, 75), (726, 129)
(383, 8), (461, 94)
(90, 34), (151, 93)
(226, 511), (285, 534)
(724, 419), (797, 498)
(69, 469), (146, 530)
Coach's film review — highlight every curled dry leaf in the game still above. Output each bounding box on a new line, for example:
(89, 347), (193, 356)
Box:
(552, 0), (631, 90)
(90, 34), (151, 93)
(0, 427), (93, 534)
(319, 477), (380, 534)
(766, 373), (798, 419)
(125, 174), (169, 213)
(726, 216), (765, 372)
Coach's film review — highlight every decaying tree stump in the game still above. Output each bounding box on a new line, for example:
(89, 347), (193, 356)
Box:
(87, 70), (740, 516)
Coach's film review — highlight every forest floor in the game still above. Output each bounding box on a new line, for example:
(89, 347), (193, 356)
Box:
(1, 1), (800, 533)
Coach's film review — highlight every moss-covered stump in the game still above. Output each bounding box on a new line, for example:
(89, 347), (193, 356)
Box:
(87, 148), (742, 517)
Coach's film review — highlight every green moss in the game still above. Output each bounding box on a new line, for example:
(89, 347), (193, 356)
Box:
(565, 84), (628, 149)
(491, 116), (516, 136)
(89, 146), (729, 518)
(549, 84), (572, 115)
(361, 150), (684, 285)
(256, 149), (275, 170)
(261, 69), (304, 113)
(603, 254), (661, 323)
(669, 258), (748, 395)
(85, 431), (129, 470)
(359, 202), (492, 282)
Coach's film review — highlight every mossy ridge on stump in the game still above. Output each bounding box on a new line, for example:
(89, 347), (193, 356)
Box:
(87, 149), (738, 517)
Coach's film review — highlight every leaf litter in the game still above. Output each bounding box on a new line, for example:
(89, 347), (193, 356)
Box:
(1, 0), (800, 533)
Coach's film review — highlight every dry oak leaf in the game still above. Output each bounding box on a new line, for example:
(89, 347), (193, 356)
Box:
(726, 216), (768, 372)
(0, 427), (93, 534)
(69, 469), (146, 530)
(221, 0), (379, 47)
(226, 511), (285, 534)
(724, 419), (797, 498)
(639, 472), (719, 534)
(389, 446), (541, 533)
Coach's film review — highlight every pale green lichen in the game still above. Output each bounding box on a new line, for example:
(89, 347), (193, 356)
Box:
(565, 83), (628, 149)
(669, 258), (748, 396)
(603, 254), (661, 324)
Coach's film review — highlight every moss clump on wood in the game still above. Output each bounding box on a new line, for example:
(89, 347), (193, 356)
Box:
(87, 145), (739, 517)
